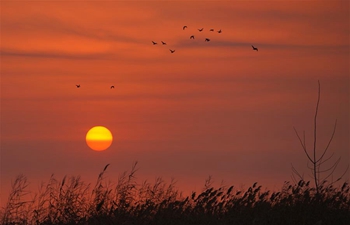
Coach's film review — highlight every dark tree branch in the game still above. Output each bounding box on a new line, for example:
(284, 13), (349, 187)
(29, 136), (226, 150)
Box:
(291, 164), (305, 183)
(319, 157), (341, 173)
(320, 159), (341, 183)
(312, 80), (321, 191)
(316, 119), (337, 164)
(293, 128), (313, 163)
(292, 80), (348, 194)
(318, 152), (335, 166)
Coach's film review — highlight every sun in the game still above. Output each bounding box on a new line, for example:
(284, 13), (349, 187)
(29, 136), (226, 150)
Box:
(86, 126), (113, 151)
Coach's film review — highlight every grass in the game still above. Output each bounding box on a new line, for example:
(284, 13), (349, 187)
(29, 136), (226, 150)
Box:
(1, 163), (349, 225)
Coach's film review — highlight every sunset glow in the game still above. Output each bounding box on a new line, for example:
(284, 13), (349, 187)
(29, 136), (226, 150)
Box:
(1, 0), (348, 212)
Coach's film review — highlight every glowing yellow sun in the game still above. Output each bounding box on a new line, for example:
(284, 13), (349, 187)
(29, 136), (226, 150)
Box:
(86, 126), (113, 151)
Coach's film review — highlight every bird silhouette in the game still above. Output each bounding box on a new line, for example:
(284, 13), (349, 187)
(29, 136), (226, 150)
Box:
(205, 38), (210, 42)
(169, 49), (175, 53)
(76, 84), (80, 88)
(210, 28), (214, 31)
(183, 25), (187, 30)
(111, 86), (115, 89)
(198, 28), (203, 32)
(252, 45), (258, 51)
(217, 29), (222, 33)
(152, 41), (157, 45)
(161, 41), (166, 45)
(190, 35), (195, 39)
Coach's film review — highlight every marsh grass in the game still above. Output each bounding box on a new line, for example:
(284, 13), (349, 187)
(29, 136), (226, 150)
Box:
(1, 164), (349, 225)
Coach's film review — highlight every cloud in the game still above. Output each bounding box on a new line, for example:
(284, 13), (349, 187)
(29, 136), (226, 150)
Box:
(0, 49), (114, 60)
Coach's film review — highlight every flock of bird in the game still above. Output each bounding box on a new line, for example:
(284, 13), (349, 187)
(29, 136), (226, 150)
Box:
(150, 25), (225, 54)
(76, 25), (258, 89)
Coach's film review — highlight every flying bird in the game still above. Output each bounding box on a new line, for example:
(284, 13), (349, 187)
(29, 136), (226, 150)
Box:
(205, 38), (210, 42)
(210, 28), (214, 31)
(190, 35), (195, 39)
(169, 49), (175, 53)
(252, 45), (258, 51)
(198, 28), (203, 32)
(111, 86), (115, 89)
(217, 29), (222, 33)
(76, 84), (80, 88)
(161, 41), (166, 45)
(183, 25), (187, 30)
(152, 41), (157, 45)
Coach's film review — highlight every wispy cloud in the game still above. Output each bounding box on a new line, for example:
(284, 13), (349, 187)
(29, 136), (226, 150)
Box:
(0, 49), (115, 60)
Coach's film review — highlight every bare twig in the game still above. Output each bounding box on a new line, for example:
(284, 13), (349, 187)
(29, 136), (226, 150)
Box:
(292, 80), (348, 194)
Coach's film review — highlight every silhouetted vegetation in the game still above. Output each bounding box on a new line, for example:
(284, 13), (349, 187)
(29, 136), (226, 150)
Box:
(292, 80), (349, 193)
(1, 162), (349, 225)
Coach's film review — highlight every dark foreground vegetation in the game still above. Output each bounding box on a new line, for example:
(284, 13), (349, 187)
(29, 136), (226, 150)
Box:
(1, 164), (349, 225)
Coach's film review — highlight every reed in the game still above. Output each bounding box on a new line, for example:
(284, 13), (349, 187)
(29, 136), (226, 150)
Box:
(1, 164), (349, 225)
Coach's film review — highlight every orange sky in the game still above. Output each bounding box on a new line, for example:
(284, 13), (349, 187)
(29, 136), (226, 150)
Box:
(1, 1), (349, 206)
